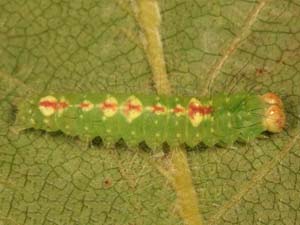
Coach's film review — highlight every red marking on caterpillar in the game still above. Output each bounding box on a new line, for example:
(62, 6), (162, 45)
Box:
(152, 105), (165, 113)
(124, 102), (142, 114)
(122, 96), (143, 122)
(39, 100), (68, 110)
(38, 96), (69, 116)
(173, 105), (185, 114)
(80, 102), (91, 108)
(100, 97), (118, 117)
(100, 102), (117, 110)
(39, 100), (56, 109)
(79, 101), (94, 111)
(188, 103), (213, 119)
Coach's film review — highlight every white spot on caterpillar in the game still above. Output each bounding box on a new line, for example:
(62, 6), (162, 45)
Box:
(196, 133), (200, 137)
(175, 121), (178, 126)
(106, 129), (111, 133)
(227, 112), (231, 116)
(226, 97), (230, 102)
(65, 125), (70, 129)
(102, 116), (107, 121)
(131, 131), (136, 135)
(43, 119), (49, 124)
(155, 133), (160, 137)
(79, 114), (83, 119)
(228, 122), (232, 128)
(30, 118), (35, 124)
(39, 96), (57, 116)
(154, 120), (158, 124)
(28, 109), (32, 114)
(84, 126), (88, 130)
(176, 133), (181, 138)
(210, 128), (214, 133)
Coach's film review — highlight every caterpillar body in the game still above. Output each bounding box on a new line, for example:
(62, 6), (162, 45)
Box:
(14, 92), (285, 148)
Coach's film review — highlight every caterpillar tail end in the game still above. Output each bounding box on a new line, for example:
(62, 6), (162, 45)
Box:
(261, 93), (286, 133)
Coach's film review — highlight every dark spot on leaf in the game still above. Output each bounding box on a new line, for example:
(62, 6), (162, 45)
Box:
(255, 68), (268, 76)
(102, 178), (112, 189)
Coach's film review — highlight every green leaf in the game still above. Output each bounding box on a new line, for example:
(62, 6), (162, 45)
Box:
(0, 0), (299, 225)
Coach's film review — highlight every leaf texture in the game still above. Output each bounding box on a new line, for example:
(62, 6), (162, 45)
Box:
(0, 0), (299, 224)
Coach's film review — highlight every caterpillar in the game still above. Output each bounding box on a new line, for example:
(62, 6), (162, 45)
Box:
(14, 92), (285, 148)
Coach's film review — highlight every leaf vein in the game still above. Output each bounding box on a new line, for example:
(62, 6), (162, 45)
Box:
(201, 0), (270, 96)
(207, 133), (300, 225)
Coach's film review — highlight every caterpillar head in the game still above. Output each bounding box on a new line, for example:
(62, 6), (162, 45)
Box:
(261, 93), (286, 133)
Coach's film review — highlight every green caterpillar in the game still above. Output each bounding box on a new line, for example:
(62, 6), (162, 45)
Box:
(14, 92), (285, 148)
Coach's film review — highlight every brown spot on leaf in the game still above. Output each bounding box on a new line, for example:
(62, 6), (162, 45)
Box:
(255, 68), (268, 76)
(102, 178), (112, 189)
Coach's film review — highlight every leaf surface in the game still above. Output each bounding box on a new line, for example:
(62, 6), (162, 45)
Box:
(0, 0), (299, 224)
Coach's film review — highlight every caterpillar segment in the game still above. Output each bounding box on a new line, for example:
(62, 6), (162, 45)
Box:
(14, 93), (285, 148)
